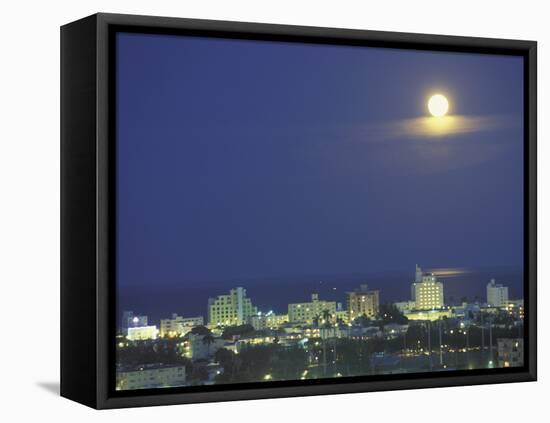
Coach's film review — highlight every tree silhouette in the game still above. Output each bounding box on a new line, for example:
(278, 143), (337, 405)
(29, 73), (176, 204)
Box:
(202, 334), (215, 357)
(321, 309), (332, 327)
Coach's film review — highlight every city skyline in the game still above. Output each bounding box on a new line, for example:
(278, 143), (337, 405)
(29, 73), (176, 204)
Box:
(118, 264), (522, 331)
(118, 264), (524, 324)
(116, 263), (525, 391)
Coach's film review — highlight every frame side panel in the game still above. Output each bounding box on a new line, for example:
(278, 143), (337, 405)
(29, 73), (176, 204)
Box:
(527, 43), (537, 379)
(96, 13), (113, 409)
(60, 14), (98, 408)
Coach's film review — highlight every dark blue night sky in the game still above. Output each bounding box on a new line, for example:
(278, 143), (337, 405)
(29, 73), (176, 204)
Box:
(116, 32), (524, 318)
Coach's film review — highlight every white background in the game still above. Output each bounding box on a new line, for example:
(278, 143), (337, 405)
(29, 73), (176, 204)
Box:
(0, 0), (546, 419)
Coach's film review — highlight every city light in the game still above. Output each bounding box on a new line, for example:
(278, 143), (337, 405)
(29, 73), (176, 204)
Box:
(115, 267), (524, 390)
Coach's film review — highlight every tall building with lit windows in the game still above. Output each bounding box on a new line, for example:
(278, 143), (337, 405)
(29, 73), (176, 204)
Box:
(487, 279), (509, 307)
(159, 314), (204, 337)
(412, 265), (444, 310)
(207, 287), (257, 327)
(288, 293), (336, 325)
(347, 284), (380, 321)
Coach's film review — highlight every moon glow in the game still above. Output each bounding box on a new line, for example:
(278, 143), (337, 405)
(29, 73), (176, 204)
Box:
(428, 94), (449, 117)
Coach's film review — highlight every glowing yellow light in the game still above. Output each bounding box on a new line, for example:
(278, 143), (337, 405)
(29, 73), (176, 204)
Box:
(428, 94), (449, 117)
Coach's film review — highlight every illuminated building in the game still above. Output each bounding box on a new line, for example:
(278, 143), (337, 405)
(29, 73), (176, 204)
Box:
(506, 299), (524, 319)
(487, 279), (509, 307)
(288, 293), (336, 325)
(159, 314), (204, 337)
(121, 311), (148, 335)
(248, 311), (288, 330)
(347, 284), (380, 321)
(235, 335), (277, 352)
(412, 265), (444, 310)
(266, 313), (288, 328)
(116, 365), (186, 390)
(404, 309), (453, 321)
(497, 338), (524, 368)
(336, 309), (350, 324)
(207, 287), (257, 327)
(183, 333), (224, 360)
(126, 325), (159, 341)
(303, 327), (321, 338)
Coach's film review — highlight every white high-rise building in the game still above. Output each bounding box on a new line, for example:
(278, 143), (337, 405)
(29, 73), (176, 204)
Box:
(207, 287), (257, 327)
(487, 279), (509, 307)
(412, 265), (444, 310)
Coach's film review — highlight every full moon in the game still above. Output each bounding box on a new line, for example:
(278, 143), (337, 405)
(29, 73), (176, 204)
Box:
(428, 94), (449, 117)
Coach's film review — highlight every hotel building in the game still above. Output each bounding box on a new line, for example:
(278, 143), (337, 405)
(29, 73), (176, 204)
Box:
(159, 314), (204, 337)
(411, 265), (444, 310)
(487, 279), (509, 307)
(288, 293), (336, 325)
(347, 284), (380, 321)
(208, 287), (258, 327)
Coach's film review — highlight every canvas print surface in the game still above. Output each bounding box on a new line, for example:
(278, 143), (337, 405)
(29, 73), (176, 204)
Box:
(114, 32), (525, 391)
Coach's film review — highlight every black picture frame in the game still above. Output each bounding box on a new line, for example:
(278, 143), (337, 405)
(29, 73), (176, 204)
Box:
(61, 12), (537, 409)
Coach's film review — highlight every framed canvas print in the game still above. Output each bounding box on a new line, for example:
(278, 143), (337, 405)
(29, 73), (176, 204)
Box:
(60, 13), (537, 409)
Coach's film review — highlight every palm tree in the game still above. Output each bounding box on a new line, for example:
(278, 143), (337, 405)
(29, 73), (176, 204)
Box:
(319, 309), (334, 376)
(312, 315), (320, 327)
(321, 309), (332, 327)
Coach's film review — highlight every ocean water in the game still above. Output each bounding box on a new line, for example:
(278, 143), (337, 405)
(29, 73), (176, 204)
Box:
(117, 266), (524, 325)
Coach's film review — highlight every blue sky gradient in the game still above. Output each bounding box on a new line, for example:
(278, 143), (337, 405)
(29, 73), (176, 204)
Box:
(116, 32), (524, 297)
